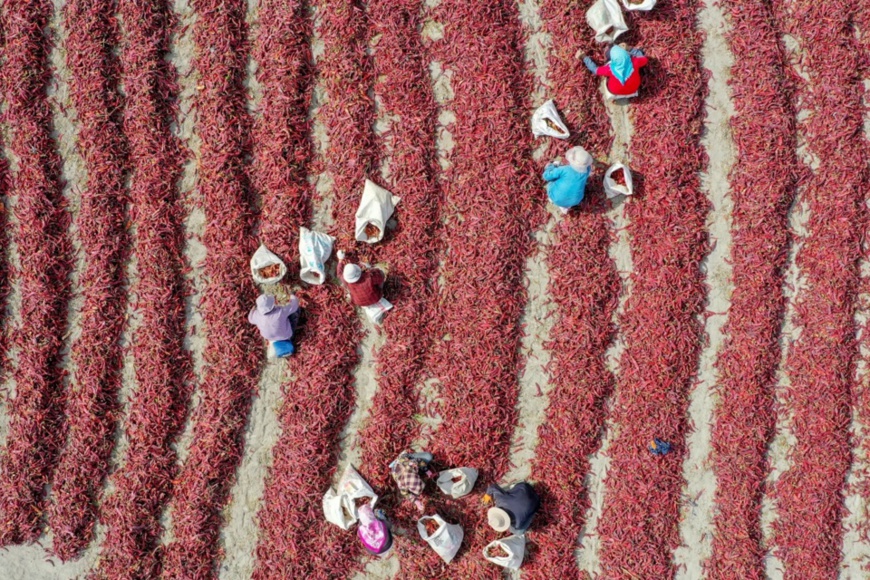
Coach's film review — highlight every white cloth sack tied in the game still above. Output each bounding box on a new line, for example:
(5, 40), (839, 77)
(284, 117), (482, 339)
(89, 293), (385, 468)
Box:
(603, 163), (634, 198)
(586, 0), (628, 43)
(299, 227), (335, 285)
(621, 0), (656, 11)
(322, 464), (378, 530)
(531, 100), (569, 139)
(483, 535), (526, 570)
(436, 468), (478, 499)
(417, 514), (463, 564)
(250, 244), (287, 285)
(355, 179), (400, 244)
(361, 296), (393, 324)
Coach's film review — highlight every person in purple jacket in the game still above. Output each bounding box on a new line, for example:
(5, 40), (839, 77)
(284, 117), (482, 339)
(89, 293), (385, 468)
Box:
(248, 293), (300, 357)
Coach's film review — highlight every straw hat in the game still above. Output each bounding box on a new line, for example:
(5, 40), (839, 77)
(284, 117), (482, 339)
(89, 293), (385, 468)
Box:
(343, 263), (362, 284)
(487, 507), (511, 532)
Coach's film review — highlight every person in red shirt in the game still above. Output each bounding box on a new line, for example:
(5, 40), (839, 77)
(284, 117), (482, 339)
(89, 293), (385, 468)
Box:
(579, 45), (648, 99)
(336, 250), (385, 307)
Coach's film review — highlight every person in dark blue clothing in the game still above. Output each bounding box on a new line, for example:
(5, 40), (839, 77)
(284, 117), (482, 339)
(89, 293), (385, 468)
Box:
(484, 482), (541, 535)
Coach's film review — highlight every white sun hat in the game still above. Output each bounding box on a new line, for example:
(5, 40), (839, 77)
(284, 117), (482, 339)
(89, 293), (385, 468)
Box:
(487, 507), (511, 533)
(343, 263), (362, 284)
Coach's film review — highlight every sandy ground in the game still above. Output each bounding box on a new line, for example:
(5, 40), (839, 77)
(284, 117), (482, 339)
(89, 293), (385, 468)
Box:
(1, 0), (870, 578)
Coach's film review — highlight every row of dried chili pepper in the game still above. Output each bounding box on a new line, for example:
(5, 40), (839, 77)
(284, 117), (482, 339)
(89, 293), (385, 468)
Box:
(705, 1), (799, 577)
(250, 0), (368, 577)
(46, 0), (132, 562)
(90, 0), (193, 577)
(394, 0), (548, 576)
(156, 0), (262, 577)
(354, 0), (443, 495)
(521, 0), (621, 577)
(0, 0), (75, 547)
(768, 1), (868, 577)
(594, 1), (710, 577)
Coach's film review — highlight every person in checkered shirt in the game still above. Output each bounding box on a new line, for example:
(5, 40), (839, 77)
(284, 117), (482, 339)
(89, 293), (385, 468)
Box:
(390, 450), (436, 512)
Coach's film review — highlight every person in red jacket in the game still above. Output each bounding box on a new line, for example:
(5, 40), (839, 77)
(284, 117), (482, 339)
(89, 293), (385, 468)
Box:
(579, 44), (648, 99)
(336, 249), (393, 323)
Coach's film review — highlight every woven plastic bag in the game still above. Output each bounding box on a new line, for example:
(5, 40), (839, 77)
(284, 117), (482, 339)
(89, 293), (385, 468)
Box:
(322, 464), (378, 529)
(417, 514), (463, 564)
(436, 468), (478, 499)
(250, 244), (287, 285)
(322, 488), (356, 530)
(603, 163), (634, 198)
(361, 296), (393, 324)
(299, 227), (335, 285)
(621, 0), (656, 11)
(531, 100), (569, 139)
(355, 179), (400, 244)
(586, 0), (628, 43)
(483, 535), (526, 570)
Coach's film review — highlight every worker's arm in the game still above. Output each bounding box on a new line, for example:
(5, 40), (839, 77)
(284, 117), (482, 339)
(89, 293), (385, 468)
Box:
(542, 164), (566, 182)
(370, 268), (385, 287)
(247, 308), (258, 325)
(632, 55), (649, 69)
(582, 56), (599, 74)
(336, 257), (346, 281)
(595, 64), (611, 77)
(282, 295), (300, 315)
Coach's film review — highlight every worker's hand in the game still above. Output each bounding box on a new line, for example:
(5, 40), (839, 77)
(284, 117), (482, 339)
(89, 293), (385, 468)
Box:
(574, 49), (585, 60)
(336, 250), (345, 260)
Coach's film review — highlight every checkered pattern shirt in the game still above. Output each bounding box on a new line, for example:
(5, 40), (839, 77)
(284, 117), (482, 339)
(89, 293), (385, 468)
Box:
(391, 455), (423, 497)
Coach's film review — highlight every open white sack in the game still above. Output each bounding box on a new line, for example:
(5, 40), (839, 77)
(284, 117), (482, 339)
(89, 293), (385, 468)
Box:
(299, 227), (335, 285)
(603, 163), (634, 198)
(417, 515), (463, 564)
(436, 467), (478, 499)
(621, 0), (656, 11)
(355, 179), (400, 244)
(483, 535), (526, 570)
(531, 100), (570, 139)
(586, 0), (628, 43)
(250, 244), (287, 285)
(322, 464), (378, 530)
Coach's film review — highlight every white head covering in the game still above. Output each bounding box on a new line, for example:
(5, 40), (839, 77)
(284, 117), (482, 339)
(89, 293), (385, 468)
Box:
(343, 263), (362, 284)
(256, 294), (276, 314)
(487, 507), (511, 532)
(565, 146), (593, 172)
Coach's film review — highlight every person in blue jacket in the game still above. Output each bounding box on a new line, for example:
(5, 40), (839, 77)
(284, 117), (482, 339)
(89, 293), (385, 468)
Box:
(542, 146), (593, 214)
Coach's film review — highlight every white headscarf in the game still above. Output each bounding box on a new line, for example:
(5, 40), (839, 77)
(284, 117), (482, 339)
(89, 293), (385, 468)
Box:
(343, 263), (362, 283)
(565, 146), (593, 172)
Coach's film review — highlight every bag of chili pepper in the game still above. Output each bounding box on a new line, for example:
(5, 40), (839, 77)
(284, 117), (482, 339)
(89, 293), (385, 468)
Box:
(355, 179), (400, 244)
(603, 162), (634, 198)
(417, 514), (463, 564)
(250, 244), (287, 285)
(531, 99), (570, 139)
(436, 467), (478, 498)
(586, 0), (628, 44)
(299, 227), (335, 285)
(621, 0), (656, 11)
(483, 534), (526, 570)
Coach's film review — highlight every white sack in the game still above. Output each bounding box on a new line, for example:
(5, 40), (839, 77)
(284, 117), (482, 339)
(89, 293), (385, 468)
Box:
(322, 464), (378, 530)
(299, 227), (335, 285)
(483, 535), (526, 570)
(250, 244), (287, 285)
(621, 0), (656, 11)
(417, 515), (463, 564)
(436, 468), (478, 499)
(355, 179), (400, 244)
(361, 296), (393, 325)
(322, 489), (356, 530)
(603, 163), (634, 198)
(531, 100), (570, 139)
(586, 0), (628, 43)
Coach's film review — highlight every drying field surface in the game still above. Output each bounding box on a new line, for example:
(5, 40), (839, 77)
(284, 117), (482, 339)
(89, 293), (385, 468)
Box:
(0, 0), (869, 578)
